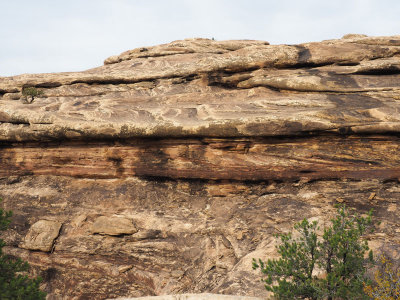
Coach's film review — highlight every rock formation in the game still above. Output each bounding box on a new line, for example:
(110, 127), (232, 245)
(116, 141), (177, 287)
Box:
(0, 35), (399, 299)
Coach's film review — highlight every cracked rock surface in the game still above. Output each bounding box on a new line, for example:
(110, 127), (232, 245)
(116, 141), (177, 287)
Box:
(0, 36), (400, 299)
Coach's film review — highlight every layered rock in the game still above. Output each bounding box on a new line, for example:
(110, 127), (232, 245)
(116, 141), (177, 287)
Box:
(0, 35), (399, 299)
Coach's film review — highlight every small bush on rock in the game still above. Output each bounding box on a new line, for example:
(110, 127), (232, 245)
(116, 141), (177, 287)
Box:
(21, 87), (44, 103)
(253, 205), (374, 300)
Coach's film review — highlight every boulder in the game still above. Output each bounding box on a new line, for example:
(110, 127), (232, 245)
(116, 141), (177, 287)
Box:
(91, 216), (137, 236)
(20, 220), (62, 252)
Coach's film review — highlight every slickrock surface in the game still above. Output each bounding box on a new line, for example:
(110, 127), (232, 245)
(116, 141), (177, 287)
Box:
(0, 35), (399, 299)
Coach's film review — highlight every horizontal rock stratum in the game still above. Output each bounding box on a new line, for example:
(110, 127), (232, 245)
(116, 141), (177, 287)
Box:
(0, 35), (399, 299)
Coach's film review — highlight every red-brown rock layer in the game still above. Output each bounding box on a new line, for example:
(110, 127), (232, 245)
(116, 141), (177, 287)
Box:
(2, 136), (400, 181)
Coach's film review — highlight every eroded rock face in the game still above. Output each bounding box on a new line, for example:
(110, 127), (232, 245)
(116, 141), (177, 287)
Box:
(0, 35), (399, 299)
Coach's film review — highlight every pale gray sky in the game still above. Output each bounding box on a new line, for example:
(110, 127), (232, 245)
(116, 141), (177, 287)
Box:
(1, 0), (399, 76)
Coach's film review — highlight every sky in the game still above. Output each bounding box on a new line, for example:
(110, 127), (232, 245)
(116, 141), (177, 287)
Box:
(1, 0), (399, 77)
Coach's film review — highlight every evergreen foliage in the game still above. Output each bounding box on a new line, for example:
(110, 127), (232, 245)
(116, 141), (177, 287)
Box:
(253, 205), (374, 300)
(0, 199), (46, 299)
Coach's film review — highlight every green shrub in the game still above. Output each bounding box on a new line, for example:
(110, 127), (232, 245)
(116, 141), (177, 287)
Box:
(0, 199), (46, 299)
(21, 87), (44, 103)
(253, 205), (374, 300)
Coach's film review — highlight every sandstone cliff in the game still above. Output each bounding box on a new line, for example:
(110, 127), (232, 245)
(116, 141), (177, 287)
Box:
(0, 35), (399, 299)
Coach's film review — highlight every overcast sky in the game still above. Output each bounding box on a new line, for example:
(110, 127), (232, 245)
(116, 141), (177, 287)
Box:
(1, 0), (399, 76)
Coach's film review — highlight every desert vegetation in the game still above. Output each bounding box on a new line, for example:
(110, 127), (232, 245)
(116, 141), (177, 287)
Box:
(253, 205), (375, 299)
(0, 199), (46, 299)
(21, 87), (43, 103)
(364, 254), (400, 299)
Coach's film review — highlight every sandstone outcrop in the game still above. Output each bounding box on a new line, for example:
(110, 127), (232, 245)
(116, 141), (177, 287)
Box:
(0, 35), (399, 299)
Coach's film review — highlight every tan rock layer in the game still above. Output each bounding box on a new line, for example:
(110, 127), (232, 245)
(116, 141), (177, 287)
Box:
(3, 39), (400, 93)
(1, 36), (400, 142)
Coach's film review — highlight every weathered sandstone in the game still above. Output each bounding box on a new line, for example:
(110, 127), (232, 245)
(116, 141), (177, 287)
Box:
(0, 35), (399, 299)
(91, 216), (138, 236)
(20, 220), (62, 252)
